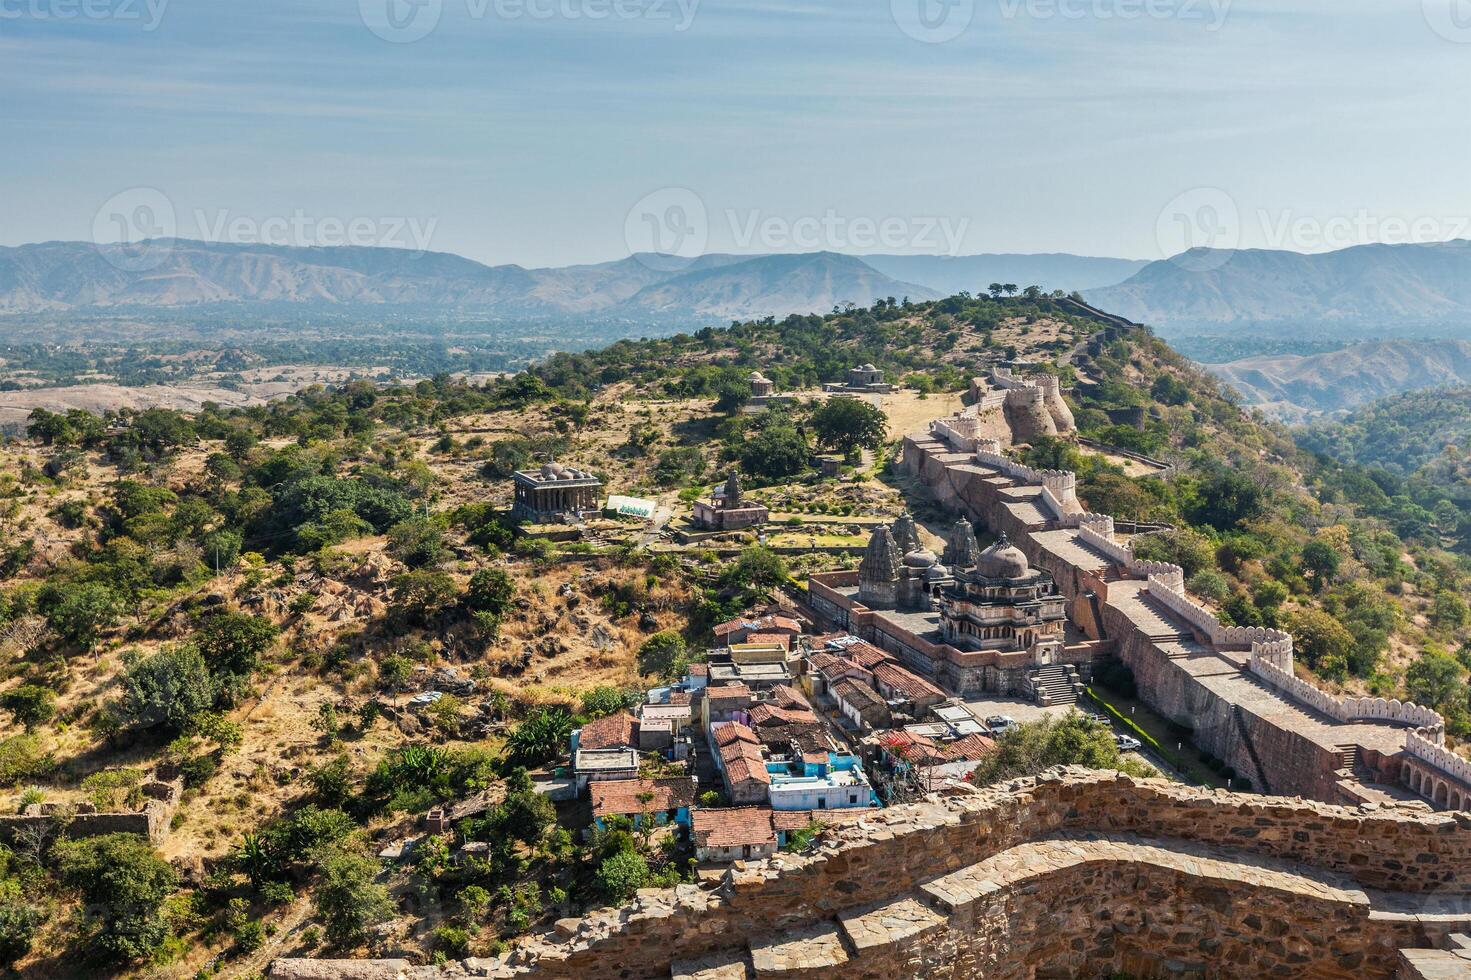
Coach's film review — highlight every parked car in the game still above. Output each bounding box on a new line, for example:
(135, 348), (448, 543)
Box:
(1115, 734), (1142, 752)
(986, 715), (1017, 733)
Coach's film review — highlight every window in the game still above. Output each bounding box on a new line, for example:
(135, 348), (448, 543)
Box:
(849, 793), (858, 804)
(817, 798), (826, 809)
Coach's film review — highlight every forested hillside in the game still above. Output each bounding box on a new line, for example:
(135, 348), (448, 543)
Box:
(0, 289), (1469, 975)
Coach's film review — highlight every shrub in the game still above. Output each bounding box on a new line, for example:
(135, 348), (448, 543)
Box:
(0, 685), (55, 729)
(595, 850), (649, 904)
(55, 833), (179, 962)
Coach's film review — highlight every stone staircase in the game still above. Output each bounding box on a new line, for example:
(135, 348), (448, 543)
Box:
(1028, 664), (1081, 707)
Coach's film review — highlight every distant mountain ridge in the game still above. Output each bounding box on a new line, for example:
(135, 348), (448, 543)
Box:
(1087, 240), (1471, 337)
(1209, 338), (1471, 420)
(861, 252), (1149, 296)
(0, 241), (944, 321)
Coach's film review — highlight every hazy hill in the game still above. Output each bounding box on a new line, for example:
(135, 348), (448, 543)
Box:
(0, 241), (933, 321)
(1087, 240), (1471, 338)
(618, 251), (939, 318)
(862, 252), (1147, 297)
(1209, 338), (1471, 420)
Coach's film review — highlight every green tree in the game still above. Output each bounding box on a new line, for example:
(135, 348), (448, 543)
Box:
(969, 712), (1151, 786)
(739, 425), (809, 480)
(389, 570), (460, 626)
(810, 397), (888, 457)
(386, 517), (448, 568)
(45, 581), (122, 651)
(595, 850), (649, 904)
(121, 645), (218, 734)
(720, 545), (789, 595)
(464, 567), (516, 615)
(1300, 539), (1341, 593)
(0, 685), (55, 729)
(55, 833), (179, 962)
(1405, 650), (1467, 712)
(0, 891), (42, 966)
(505, 709), (574, 768)
(313, 849), (393, 948)
(637, 631), (687, 678)
(194, 611), (278, 682)
(1283, 608), (1355, 680)
(581, 686), (636, 718)
(1189, 469), (1264, 530)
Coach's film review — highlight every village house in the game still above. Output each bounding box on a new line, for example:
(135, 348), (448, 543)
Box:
(830, 676), (892, 731)
(572, 712), (638, 753)
(572, 748), (639, 789)
(700, 683), (753, 731)
(691, 807), (778, 863)
(589, 777), (696, 832)
(711, 721), (771, 805)
(713, 613), (803, 647)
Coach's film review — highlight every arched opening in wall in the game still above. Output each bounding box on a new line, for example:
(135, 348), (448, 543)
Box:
(1433, 780), (1450, 808)
(1401, 763), (1413, 790)
(1452, 791), (1464, 812)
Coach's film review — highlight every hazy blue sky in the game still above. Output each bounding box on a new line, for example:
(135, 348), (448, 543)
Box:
(2, 0), (1468, 266)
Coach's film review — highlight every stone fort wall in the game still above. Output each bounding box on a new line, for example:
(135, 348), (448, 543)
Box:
(351, 771), (1471, 979)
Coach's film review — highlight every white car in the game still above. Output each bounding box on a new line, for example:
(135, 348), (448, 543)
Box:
(1115, 734), (1142, 752)
(985, 715), (1017, 733)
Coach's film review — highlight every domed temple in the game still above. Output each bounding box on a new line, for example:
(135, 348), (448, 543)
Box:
(937, 532), (1067, 675)
(511, 461), (604, 524)
(817, 517), (1086, 699)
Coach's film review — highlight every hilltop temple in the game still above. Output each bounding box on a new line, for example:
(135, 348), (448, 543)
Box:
(511, 462), (604, 524)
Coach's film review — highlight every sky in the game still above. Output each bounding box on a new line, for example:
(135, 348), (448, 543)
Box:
(1, 0), (1469, 267)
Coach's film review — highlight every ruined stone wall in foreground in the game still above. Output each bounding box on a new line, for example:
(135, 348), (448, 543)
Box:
(322, 770), (1471, 980)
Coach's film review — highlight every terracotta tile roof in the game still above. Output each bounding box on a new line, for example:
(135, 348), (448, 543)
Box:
(691, 807), (777, 848)
(845, 641), (894, 670)
(748, 703), (821, 729)
(687, 664), (708, 677)
(940, 733), (996, 762)
(769, 684), (810, 709)
(705, 683), (752, 703)
(578, 712), (638, 750)
(831, 677), (886, 712)
(713, 615), (801, 637)
(716, 723), (770, 786)
(772, 810), (820, 832)
(806, 652), (844, 674)
(713, 722), (760, 748)
(590, 777), (696, 819)
(872, 662), (945, 701)
(667, 691), (693, 706)
(881, 730), (995, 766)
(746, 632), (792, 650)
